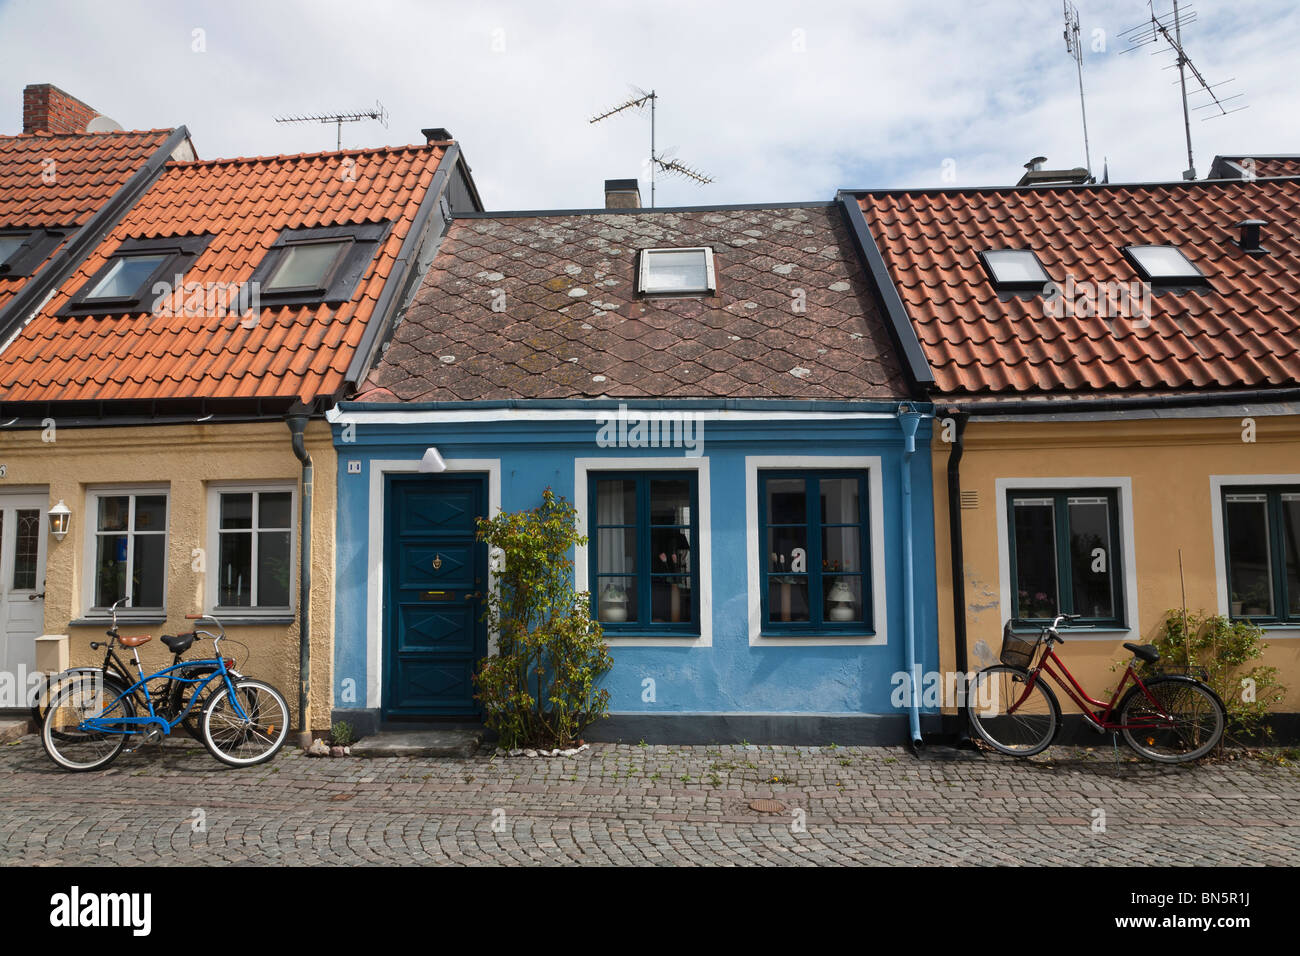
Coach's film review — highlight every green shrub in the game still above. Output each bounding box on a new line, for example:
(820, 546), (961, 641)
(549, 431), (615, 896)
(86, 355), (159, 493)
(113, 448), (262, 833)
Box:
(1151, 609), (1286, 739)
(473, 488), (612, 749)
(329, 720), (355, 746)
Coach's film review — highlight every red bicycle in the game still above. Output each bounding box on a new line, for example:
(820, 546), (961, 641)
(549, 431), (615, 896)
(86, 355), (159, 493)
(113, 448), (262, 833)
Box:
(968, 614), (1226, 762)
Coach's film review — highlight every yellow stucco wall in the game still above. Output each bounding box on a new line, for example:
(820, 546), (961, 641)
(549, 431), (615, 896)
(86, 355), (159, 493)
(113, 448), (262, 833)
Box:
(933, 412), (1300, 713)
(1, 419), (335, 730)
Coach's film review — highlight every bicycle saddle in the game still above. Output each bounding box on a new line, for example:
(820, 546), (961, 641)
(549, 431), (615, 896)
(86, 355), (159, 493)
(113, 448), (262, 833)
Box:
(1123, 642), (1160, 664)
(161, 632), (196, 654)
(119, 634), (152, 647)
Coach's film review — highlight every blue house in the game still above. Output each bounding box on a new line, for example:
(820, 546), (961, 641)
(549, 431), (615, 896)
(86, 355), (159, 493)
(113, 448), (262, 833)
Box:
(329, 186), (941, 744)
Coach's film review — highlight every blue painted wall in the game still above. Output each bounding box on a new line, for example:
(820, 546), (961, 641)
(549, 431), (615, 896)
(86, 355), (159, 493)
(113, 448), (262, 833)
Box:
(331, 405), (939, 717)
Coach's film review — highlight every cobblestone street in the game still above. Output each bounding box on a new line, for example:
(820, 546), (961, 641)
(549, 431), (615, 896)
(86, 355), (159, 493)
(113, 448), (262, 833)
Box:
(2, 735), (1297, 866)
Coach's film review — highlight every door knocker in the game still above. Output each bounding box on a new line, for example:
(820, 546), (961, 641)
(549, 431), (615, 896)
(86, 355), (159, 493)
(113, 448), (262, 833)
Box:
(432, 554), (442, 570)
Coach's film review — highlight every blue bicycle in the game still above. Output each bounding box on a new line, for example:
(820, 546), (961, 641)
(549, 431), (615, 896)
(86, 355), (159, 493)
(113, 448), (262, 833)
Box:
(40, 613), (290, 771)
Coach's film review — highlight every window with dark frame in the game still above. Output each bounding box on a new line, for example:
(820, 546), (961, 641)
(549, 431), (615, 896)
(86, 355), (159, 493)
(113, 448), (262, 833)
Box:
(979, 249), (1050, 291)
(1008, 489), (1124, 627)
(215, 490), (293, 610)
(91, 492), (168, 611)
(589, 472), (699, 634)
(1123, 244), (1205, 283)
(248, 222), (388, 306)
(64, 234), (211, 314)
(759, 470), (872, 634)
(0, 228), (69, 278)
(1223, 486), (1300, 624)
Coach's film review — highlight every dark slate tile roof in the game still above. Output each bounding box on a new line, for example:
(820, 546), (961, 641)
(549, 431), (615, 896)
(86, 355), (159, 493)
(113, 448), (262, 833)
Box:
(359, 204), (909, 402)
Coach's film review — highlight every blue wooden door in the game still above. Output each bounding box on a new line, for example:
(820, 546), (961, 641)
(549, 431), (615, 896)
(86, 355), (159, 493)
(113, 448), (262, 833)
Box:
(383, 475), (488, 718)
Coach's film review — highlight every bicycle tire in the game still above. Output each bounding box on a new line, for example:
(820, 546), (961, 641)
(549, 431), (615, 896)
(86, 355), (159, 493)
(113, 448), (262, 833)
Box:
(968, 665), (1061, 757)
(200, 678), (290, 768)
(1119, 675), (1225, 763)
(41, 676), (135, 772)
(32, 667), (131, 731)
(42, 674), (133, 743)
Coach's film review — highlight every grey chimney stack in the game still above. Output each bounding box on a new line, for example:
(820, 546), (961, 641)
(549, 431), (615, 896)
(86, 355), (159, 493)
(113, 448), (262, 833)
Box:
(604, 179), (641, 209)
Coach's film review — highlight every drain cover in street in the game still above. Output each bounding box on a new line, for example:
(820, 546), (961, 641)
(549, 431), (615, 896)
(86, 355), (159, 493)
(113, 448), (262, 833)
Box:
(748, 799), (785, 813)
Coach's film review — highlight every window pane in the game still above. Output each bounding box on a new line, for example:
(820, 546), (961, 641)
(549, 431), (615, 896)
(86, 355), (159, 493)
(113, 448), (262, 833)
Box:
(643, 249), (709, 292)
(12, 509), (40, 590)
(1226, 494), (1273, 615)
(649, 479), (691, 525)
(1284, 495), (1300, 617)
(1068, 498), (1114, 619)
(596, 527), (636, 574)
(767, 526), (807, 573)
(218, 531), (252, 607)
(1013, 498), (1058, 619)
(650, 526), (691, 576)
(258, 530), (292, 607)
(595, 576), (637, 622)
(88, 254), (167, 299)
(97, 496), (129, 532)
(819, 477), (860, 525)
(984, 250), (1047, 284)
(766, 478), (806, 525)
(594, 479), (636, 526)
(220, 493), (253, 530)
(824, 574), (863, 623)
(651, 577), (693, 624)
(0, 236), (24, 265)
(1128, 245), (1201, 279)
(259, 492), (293, 529)
(267, 241), (347, 290)
(95, 534), (128, 607)
(134, 495), (167, 531)
(131, 534), (166, 608)
(769, 576), (809, 623)
(821, 526), (861, 574)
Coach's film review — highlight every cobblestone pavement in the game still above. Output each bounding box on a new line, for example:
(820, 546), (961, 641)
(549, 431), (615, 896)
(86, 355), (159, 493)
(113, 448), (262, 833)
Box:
(2, 734), (1297, 866)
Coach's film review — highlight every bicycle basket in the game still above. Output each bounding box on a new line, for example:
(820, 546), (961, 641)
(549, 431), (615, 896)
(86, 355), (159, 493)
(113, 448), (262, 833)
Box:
(999, 622), (1041, 669)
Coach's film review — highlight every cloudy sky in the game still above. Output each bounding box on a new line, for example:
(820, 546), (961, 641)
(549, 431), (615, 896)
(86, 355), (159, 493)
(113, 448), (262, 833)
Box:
(1, 0), (1297, 208)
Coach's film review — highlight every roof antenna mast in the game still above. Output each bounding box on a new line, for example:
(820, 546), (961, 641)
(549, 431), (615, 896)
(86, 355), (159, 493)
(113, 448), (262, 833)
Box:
(1119, 1), (1247, 180)
(589, 87), (714, 208)
(1063, 1), (1094, 180)
(275, 100), (389, 151)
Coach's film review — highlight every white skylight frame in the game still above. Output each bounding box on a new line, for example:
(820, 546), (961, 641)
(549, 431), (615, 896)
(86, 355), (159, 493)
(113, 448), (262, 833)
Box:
(979, 249), (1051, 290)
(1123, 244), (1205, 283)
(637, 247), (717, 296)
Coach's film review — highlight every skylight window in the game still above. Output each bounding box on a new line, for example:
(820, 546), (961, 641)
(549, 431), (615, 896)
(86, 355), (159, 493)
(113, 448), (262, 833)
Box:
(249, 223), (388, 306)
(0, 228), (67, 278)
(979, 249), (1050, 290)
(0, 235), (24, 267)
(1124, 244), (1204, 282)
(64, 234), (211, 314)
(86, 253), (170, 299)
(264, 239), (352, 292)
(638, 247), (716, 295)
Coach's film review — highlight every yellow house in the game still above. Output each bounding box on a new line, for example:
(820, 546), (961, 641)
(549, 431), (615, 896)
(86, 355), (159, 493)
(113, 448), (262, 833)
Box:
(846, 173), (1300, 737)
(0, 90), (482, 736)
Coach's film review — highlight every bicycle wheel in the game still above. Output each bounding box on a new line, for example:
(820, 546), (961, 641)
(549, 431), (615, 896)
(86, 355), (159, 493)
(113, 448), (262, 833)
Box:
(1119, 676), (1225, 763)
(200, 678), (289, 767)
(968, 665), (1060, 757)
(41, 676), (135, 772)
(33, 668), (131, 736)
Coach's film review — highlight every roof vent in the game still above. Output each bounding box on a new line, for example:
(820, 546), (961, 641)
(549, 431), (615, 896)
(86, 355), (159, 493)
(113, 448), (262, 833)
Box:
(421, 127), (453, 144)
(1234, 218), (1268, 255)
(1025, 156), (1048, 172)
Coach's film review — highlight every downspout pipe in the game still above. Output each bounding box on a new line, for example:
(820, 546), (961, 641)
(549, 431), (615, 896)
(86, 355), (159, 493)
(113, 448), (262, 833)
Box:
(897, 403), (924, 752)
(288, 414), (313, 748)
(945, 411), (976, 748)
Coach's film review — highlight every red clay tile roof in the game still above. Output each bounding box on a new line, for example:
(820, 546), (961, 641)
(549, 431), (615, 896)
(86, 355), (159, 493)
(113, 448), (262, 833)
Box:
(855, 177), (1300, 397)
(0, 129), (173, 312)
(1211, 155), (1300, 179)
(359, 205), (907, 402)
(0, 144), (446, 404)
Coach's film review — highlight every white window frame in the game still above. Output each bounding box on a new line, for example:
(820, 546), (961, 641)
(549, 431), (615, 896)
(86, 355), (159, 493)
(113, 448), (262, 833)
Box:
(81, 485), (170, 616)
(205, 481), (298, 616)
(1124, 244), (1204, 282)
(980, 249), (1049, 289)
(637, 247), (716, 295)
(995, 477), (1139, 640)
(1209, 474), (1300, 639)
(575, 456), (712, 647)
(745, 455), (887, 646)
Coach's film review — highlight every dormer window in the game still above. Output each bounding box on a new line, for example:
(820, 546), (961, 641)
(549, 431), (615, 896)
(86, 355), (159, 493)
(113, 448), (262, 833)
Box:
(0, 228), (68, 278)
(1123, 244), (1204, 283)
(64, 234), (211, 313)
(979, 249), (1050, 290)
(0, 235), (24, 266)
(249, 223), (388, 305)
(264, 239), (352, 293)
(637, 247), (716, 295)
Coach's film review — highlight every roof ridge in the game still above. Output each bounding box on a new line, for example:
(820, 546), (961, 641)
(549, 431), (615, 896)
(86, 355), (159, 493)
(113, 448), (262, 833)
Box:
(847, 175), (1300, 199)
(0, 128), (175, 140)
(168, 142), (444, 169)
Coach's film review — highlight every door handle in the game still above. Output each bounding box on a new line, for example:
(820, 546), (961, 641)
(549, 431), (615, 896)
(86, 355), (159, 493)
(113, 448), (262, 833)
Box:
(28, 592), (45, 600)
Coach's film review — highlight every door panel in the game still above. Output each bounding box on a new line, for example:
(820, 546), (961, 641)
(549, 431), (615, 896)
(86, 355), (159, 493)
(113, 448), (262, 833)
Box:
(0, 494), (47, 702)
(383, 476), (487, 718)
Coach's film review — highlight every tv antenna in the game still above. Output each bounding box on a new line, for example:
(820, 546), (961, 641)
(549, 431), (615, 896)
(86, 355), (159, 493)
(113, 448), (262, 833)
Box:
(589, 87), (714, 207)
(275, 100), (389, 151)
(1062, 1), (1094, 180)
(1119, 1), (1247, 179)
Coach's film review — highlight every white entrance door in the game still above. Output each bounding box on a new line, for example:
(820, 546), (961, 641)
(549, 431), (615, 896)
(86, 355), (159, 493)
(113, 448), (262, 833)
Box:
(0, 495), (47, 703)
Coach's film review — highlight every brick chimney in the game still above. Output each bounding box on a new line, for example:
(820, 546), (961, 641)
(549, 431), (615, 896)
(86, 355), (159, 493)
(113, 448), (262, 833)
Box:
(23, 83), (100, 134)
(604, 178), (641, 209)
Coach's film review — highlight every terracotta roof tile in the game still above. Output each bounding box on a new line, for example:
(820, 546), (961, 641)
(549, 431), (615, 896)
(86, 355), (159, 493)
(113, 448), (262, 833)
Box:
(0, 143), (446, 403)
(856, 177), (1300, 396)
(361, 205), (908, 402)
